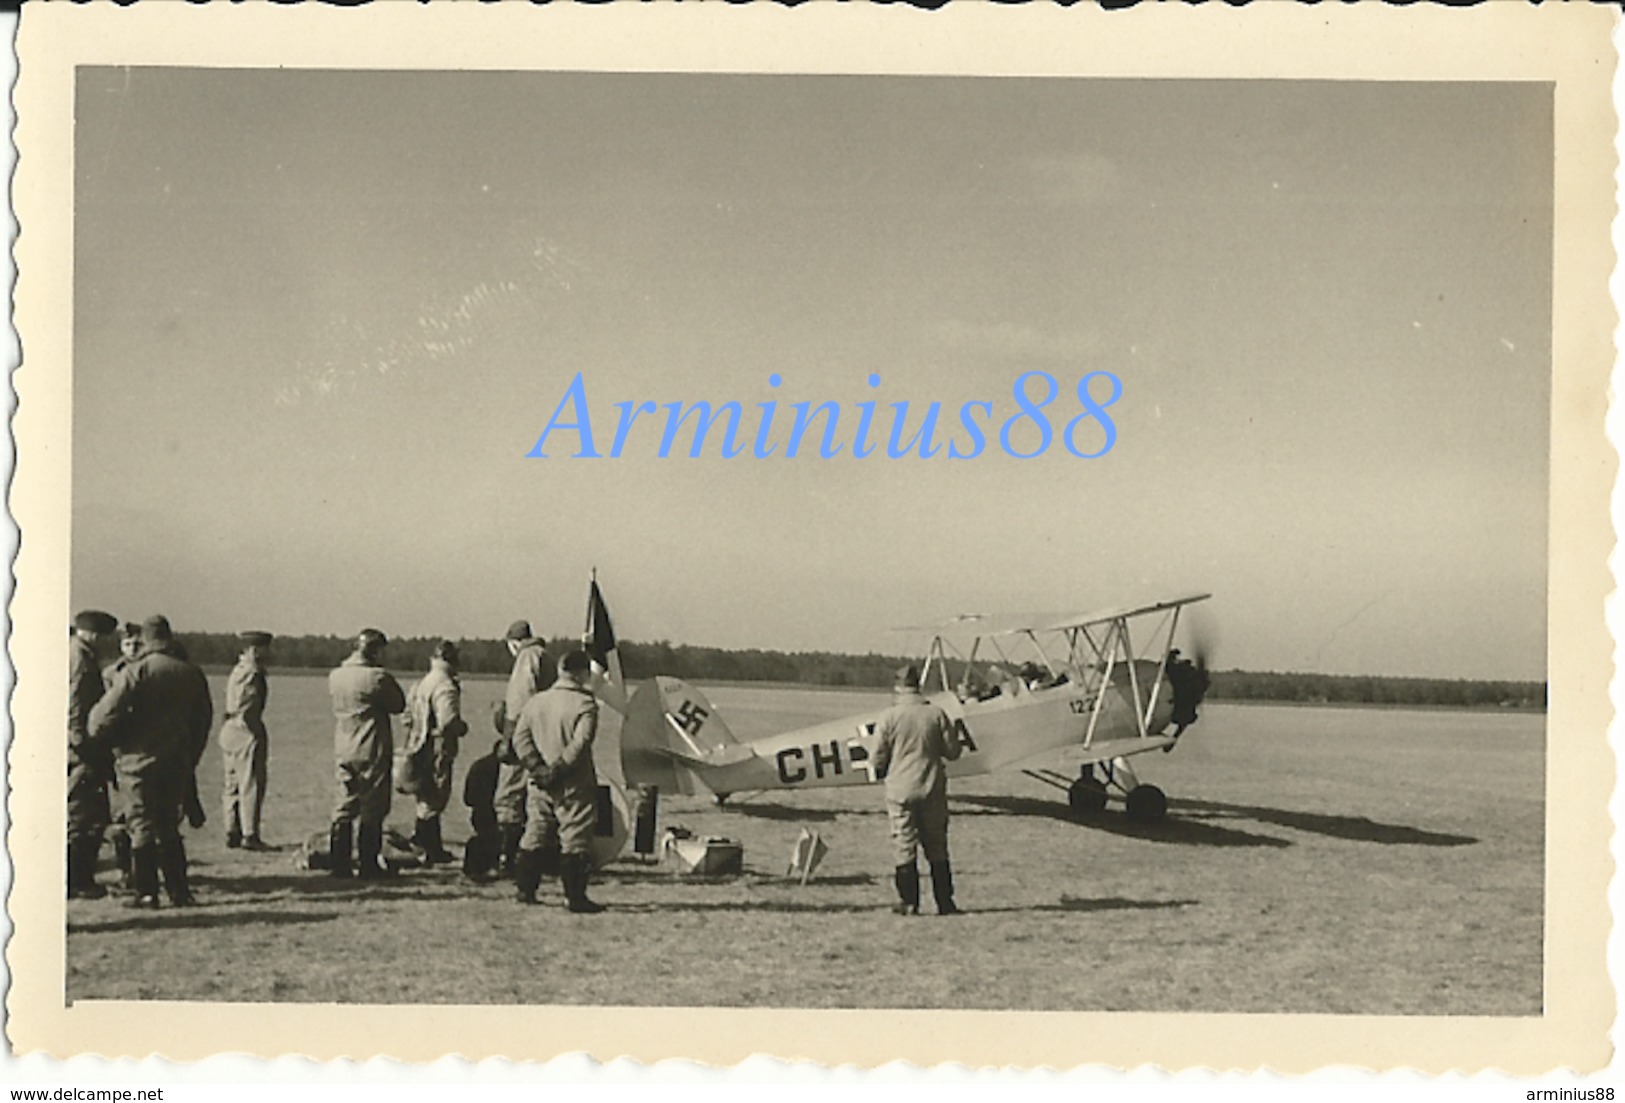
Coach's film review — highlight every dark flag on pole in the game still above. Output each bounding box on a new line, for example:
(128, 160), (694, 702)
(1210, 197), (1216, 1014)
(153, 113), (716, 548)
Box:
(584, 573), (629, 714)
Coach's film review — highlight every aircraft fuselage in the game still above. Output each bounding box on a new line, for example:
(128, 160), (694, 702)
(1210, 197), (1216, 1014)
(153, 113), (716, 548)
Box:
(695, 659), (1173, 797)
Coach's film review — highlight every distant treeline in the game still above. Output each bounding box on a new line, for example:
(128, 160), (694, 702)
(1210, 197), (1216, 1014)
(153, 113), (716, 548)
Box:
(179, 632), (1547, 710)
(178, 633), (906, 688)
(1206, 670), (1545, 711)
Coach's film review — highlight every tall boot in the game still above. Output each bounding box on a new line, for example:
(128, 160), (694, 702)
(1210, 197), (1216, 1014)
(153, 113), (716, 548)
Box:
(67, 837), (107, 900)
(928, 859), (960, 916)
(113, 833), (133, 890)
(419, 817), (453, 865)
(892, 862), (920, 916)
(499, 823), (523, 878)
(561, 852), (605, 914)
(225, 808), (243, 849)
(463, 829), (496, 881)
(356, 822), (391, 880)
(329, 821), (354, 879)
(513, 847), (544, 905)
(159, 838), (196, 906)
(127, 845), (161, 909)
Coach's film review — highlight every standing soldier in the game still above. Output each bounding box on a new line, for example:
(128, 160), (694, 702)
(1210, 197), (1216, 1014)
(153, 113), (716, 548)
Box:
(101, 622), (144, 889)
(511, 649), (605, 914)
(219, 631), (273, 850)
(405, 639), (467, 865)
(871, 664), (963, 917)
(494, 620), (551, 877)
(328, 628), (406, 879)
(67, 609), (119, 899)
(87, 615), (214, 909)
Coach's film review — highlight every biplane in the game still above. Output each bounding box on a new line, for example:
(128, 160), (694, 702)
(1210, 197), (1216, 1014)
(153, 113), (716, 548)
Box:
(610, 593), (1213, 828)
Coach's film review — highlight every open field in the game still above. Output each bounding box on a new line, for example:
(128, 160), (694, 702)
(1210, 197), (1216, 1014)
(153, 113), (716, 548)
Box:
(66, 675), (1543, 1013)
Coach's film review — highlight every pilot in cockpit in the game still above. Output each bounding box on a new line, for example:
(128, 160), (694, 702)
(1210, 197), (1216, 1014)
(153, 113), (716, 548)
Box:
(957, 666), (1002, 703)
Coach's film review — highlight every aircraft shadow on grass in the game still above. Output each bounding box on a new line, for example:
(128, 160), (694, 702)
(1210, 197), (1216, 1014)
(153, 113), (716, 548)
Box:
(603, 899), (901, 915)
(1168, 798), (1478, 847)
(952, 794), (1292, 849)
(603, 866), (781, 886)
(67, 908), (342, 935)
(973, 896), (1200, 915)
(602, 867), (878, 889)
(725, 803), (843, 823)
(604, 894), (1193, 916)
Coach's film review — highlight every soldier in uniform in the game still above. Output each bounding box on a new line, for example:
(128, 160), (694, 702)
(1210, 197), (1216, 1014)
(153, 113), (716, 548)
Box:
(405, 639), (467, 865)
(87, 615), (214, 909)
(101, 622), (144, 888)
(511, 649), (605, 914)
(327, 628), (406, 879)
(461, 739), (503, 881)
(872, 664), (963, 917)
(494, 620), (550, 877)
(219, 631), (273, 850)
(67, 609), (119, 899)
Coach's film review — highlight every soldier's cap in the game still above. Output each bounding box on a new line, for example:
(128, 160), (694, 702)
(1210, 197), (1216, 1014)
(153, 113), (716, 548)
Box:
(238, 630), (274, 648)
(895, 664), (921, 690)
(505, 619), (534, 642)
(433, 639), (460, 662)
(73, 610), (119, 635)
(141, 615), (174, 642)
(357, 627), (388, 650)
(559, 648), (592, 675)
(121, 622), (142, 639)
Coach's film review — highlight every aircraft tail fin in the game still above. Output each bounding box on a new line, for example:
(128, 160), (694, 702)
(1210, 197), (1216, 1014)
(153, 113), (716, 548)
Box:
(621, 676), (752, 795)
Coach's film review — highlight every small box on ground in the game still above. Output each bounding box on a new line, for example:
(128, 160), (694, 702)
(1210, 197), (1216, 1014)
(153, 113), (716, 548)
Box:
(662, 828), (744, 876)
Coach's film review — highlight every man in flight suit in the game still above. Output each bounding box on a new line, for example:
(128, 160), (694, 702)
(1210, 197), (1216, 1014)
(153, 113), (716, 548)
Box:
(511, 649), (605, 914)
(88, 615), (214, 908)
(67, 610), (119, 899)
(494, 620), (550, 877)
(328, 629), (406, 879)
(405, 639), (468, 865)
(219, 631), (273, 850)
(872, 664), (963, 916)
(102, 622), (145, 887)
(460, 739), (503, 881)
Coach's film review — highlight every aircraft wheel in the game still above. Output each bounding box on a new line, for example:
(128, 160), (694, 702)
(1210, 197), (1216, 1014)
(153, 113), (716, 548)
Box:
(1124, 784), (1167, 823)
(1068, 778), (1108, 816)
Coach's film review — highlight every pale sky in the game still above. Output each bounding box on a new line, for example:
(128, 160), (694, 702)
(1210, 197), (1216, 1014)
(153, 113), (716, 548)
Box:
(71, 71), (1550, 680)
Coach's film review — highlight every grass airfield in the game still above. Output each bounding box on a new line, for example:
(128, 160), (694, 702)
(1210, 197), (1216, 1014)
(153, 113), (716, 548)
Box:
(66, 677), (1543, 1014)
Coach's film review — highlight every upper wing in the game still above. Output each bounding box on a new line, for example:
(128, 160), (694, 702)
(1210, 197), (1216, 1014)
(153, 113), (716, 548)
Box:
(895, 593), (1212, 639)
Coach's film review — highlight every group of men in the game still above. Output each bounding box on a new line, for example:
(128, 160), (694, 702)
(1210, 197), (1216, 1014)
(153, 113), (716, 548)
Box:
(68, 610), (967, 918)
(313, 619), (609, 913)
(67, 610), (220, 908)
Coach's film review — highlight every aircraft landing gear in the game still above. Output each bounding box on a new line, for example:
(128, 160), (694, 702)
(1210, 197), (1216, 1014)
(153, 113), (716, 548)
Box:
(1032, 761), (1170, 823)
(1124, 784), (1168, 823)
